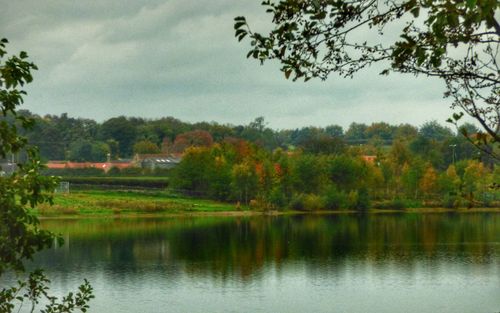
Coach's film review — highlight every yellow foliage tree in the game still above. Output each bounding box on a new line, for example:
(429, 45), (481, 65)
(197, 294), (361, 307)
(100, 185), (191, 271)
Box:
(420, 165), (438, 200)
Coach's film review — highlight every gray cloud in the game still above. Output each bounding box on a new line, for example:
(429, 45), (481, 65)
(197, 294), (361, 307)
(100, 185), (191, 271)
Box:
(1, 0), (461, 129)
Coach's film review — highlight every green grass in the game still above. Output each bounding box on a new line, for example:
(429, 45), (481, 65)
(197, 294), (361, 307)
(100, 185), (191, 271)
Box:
(35, 188), (500, 217)
(36, 189), (240, 216)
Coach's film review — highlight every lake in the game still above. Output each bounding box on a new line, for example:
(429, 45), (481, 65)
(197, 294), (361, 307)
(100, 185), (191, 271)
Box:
(28, 213), (500, 312)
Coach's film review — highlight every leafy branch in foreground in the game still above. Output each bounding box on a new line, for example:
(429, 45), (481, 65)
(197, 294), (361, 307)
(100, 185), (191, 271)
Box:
(0, 38), (93, 312)
(0, 270), (94, 313)
(235, 0), (499, 158)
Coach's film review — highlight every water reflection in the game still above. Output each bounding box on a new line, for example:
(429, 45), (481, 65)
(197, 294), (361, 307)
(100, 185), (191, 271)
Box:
(32, 213), (499, 313)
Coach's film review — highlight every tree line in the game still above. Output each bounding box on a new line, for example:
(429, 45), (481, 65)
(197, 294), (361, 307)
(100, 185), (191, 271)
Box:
(6, 111), (495, 166)
(171, 137), (498, 210)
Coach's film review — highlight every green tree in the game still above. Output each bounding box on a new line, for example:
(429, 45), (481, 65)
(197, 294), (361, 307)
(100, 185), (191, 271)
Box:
(231, 159), (258, 205)
(0, 38), (93, 312)
(327, 155), (367, 191)
(462, 160), (488, 207)
(401, 158), (426, 199)
(133, 139), (161, 155)
(365, 122), (395, 141)
(419, 121), (454, 141)
(171, 147), (212, 195)
(325, 124), (344, 138)
(344, 123), (368, 143)
(291, 154), (326, 194)
(394, 124), (418, 141)
(206, 145), (233, 201)
(235, 0), (499, 149)
(99, 116), (137, 157)
(69, 140), (110, 162)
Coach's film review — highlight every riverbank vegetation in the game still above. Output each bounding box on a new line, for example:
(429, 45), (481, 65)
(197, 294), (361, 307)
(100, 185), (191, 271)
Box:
(170, 141), (499, 211)
(8, 111), (497, 211)
(35, 188), (500, 218)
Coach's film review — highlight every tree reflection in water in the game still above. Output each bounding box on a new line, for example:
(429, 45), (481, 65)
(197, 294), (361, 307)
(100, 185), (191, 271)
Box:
(36, 213), (499, 282)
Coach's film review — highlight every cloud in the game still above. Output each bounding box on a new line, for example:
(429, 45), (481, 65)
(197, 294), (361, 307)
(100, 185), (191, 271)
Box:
(0, 0), (457, 129)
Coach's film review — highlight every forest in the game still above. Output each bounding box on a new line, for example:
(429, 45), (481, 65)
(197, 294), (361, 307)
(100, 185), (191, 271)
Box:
(9, 110), (499, 210)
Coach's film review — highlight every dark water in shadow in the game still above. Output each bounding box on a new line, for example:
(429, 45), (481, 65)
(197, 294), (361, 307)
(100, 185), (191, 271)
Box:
(27, 213), (500, 312)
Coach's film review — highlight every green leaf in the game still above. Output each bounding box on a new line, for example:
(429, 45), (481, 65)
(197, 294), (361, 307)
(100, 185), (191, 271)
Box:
(235, 29), (246, 37)
(466, 0), (477, 9)
(237, 33), (247, 42)
(234, 22), (245, 30)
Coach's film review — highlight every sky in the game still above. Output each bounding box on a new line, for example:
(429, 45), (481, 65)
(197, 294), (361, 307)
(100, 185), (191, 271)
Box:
(0, 0), (459, 130)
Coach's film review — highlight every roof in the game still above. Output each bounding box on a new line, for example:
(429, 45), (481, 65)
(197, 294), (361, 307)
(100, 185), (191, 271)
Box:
(142, 157), (181, 164)
(361, 155), (377, 163)
(134, 153), (170, 161)
(46, 161), (133, 170)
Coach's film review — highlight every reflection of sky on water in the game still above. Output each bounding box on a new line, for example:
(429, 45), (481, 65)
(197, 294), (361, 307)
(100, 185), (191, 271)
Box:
(17, 214), (500, 312)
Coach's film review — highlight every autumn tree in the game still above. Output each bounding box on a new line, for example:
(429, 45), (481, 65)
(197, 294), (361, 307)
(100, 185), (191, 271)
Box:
(171, 130), (214, 153)
(437, 164), (462, 207)
(420, 164), (438, 200)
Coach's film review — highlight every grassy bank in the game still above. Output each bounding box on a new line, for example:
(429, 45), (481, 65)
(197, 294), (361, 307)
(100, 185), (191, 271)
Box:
(36, 190), (239, 216)
(35, 189), (500, 217)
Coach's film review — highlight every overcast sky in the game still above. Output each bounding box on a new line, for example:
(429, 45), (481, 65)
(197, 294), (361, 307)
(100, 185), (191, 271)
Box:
(0, 0), (459, 130)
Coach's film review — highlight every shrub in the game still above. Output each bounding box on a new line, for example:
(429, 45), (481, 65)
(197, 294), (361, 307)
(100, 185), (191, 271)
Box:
(268, 187), (287, 209)
(442, 194), (460, 208)
(120, 167), (145, 176)
(356, 187), (370, 211)
(289, 194), (305, 211)
(390, 197), (406, 210)
(347, 190), (358, 209)
(322, 186), (349, 210)
(346, 187), (370, 211)
(62, 177), (169, 189)
(42, 167), (105, 177)
(107, 166), (122, 176)
(303, 194), (324, 211)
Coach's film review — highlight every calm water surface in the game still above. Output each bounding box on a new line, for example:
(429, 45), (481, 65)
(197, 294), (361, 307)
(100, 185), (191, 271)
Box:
(29, 213), (500, 313)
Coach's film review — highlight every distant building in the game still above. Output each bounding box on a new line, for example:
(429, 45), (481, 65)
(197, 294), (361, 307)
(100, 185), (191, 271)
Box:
(0, 161), (17, 176)
(0, 154), (18, 176)
(362, 155), (377, 164)
(142, 156), (181, 170)
(133, 154), (182, 170)
(46, 161), (133, 173)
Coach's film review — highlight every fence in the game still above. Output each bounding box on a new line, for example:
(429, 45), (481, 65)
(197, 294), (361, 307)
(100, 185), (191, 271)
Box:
(55, 181), (70, 194)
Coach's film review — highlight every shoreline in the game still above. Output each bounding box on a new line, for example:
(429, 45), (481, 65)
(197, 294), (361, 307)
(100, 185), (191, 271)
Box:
(34, 189), (500, 219)
(37, 207), (500, 219)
